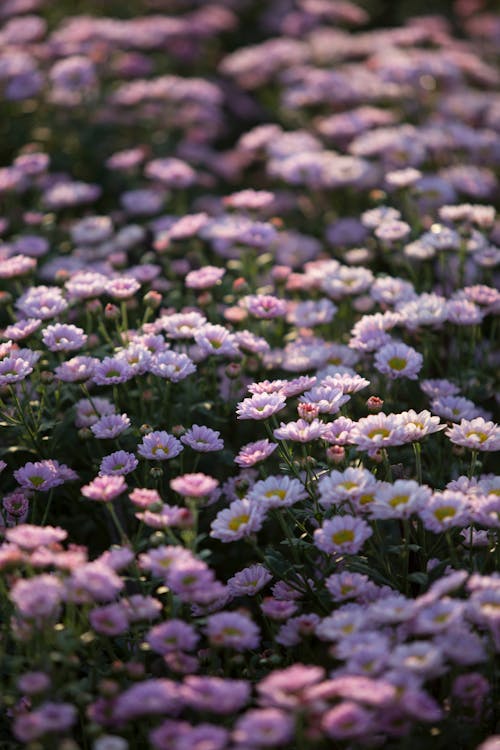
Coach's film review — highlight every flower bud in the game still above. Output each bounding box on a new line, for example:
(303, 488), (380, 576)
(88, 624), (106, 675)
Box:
(326, 445), (345, 464)
(104, 303), (120, 320)
(366, 396), (384, 413)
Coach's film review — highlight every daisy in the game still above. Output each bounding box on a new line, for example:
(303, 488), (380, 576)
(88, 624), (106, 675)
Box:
(247, 475), (307, 509)
(314, 516), (373, 555)
(137, 431), (183, 461)
(374, 341), (423, 380)
(236, 392), (287, 421)
(446, 418), (500, 452)
(210, 498), (265, 542)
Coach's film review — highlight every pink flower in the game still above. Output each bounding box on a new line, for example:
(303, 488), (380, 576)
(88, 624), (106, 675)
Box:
(236, 392), (286, 421)
(206, 611), (260, 651)
(170, 473), (218, 498)
(235, 439), (277, 467)
(81, 475), (127, 502)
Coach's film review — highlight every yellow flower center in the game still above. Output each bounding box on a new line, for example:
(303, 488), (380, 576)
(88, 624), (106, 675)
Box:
(433, 505), (456, 521)
(387, 357), (407, 371)
(389, 494), (410, 507)
(228, 513), (250, 531)
(331, 529), (355, 545)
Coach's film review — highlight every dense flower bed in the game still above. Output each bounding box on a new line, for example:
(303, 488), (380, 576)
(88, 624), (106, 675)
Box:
(0, 1), (499, 748)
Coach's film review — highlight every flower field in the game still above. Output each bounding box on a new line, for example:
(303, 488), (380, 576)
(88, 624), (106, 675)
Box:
(1, 1), (500, 748)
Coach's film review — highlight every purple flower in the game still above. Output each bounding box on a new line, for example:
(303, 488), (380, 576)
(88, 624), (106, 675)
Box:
(99, 451), (138, 476)
(41, 323), (87, 353)
(14, 459), (72, 492)
(137, 431), (183, 461)
(180, 425), (223, 452)
(206, 611), (260, 651)
(90, 603), (129, 635)
(234, 708), (295, 746)
(146, 619), (199, 654)
(322, 701), (374, 739)
(0, 355), (33, 385)
(235, 438), (277, 467)
(91, 413), (131, 439)
(93, 357), (134, 386)
(227, 564), (272, 596)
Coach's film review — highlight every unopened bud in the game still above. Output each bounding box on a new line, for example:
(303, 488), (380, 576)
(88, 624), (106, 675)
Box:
(326, 445), (345, 464)
(104, 303), (120, 320)
(85, 299), (102, 315)
(139, 423), (152, 435)
(143, 290), (162, 309)
(40, 370), (54, 384)
(232, 277), (248, 293)
(366, 396), (384, 413)
(150, 467), (163, 480)
(78, 427), (93, 441)
(297, 402), (320, 422)
(225, 362), (241, 379)
(171, 424), (186, 438)
(197, 292), (212, 307)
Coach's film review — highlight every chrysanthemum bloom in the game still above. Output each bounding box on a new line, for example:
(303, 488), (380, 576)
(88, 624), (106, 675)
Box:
(66, 561), (124, 603)
(185, 266), (225, 290)
(170, 473), (218, 498)
(75, 397), (115, 428)
(419, 490), (469, 533)
(81, 475), (127, 502)
(105, 276), (141, 300)
(396, 410), (446, 441)
(206, 611), (260, 651)
(420, 378), (460, 399)
(41, 323), (87, 352)
(273, 418), (330, 442)
(325, 572), (375, 603)
(91, 414), (131, 439)
(318, 467), (377, 508)
(227, 564), (272, 596)
(6, 524), (67, 549)
(374, 341), (423, 380)
(322, 701), (374, 739)
(276, 613), (321, 647)
(210, 498), (265, 542)
(3, 318), (42, 341)
(350, 413), (407, 451)
(314, 516), (373, 555)
(257, 664), (325, 710)
(298, 384), (350, 414)
(241, 294), (287, 319)
(389, 641), (445, 678)
(247, 475), (307, 509)
(194, 324), (239, 357)
(431, 395), (479, 422)
(446, 418), (500, 452)
(236, 392), (287, 421)
(180, 425), (223, 452)
(10, 574), (64, 622)
(14, 460), (72, 492)
(55, 355), (97, 383)
(234, 708), (295, 746)
(235, 439), (277, 467)
(146, 619), (199, 654)
(93, 357), (134, 386)
(148, 350), (196, 382)
(182, 675), (251, 714)
(99, 451), (138, 476)
(370, 480), (432, 520)
(0, 356), (33, 386)
(137, 431), (183, 460)
(89, 603), (129, 636)
(112, 679), (182, 722)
